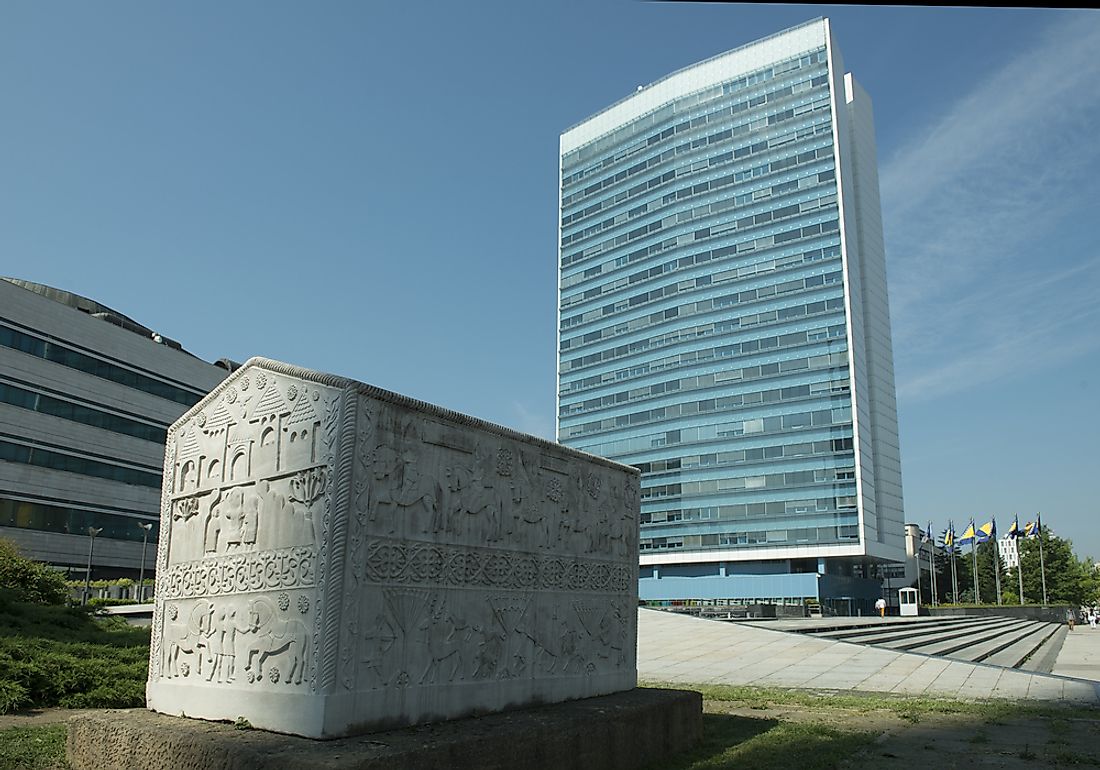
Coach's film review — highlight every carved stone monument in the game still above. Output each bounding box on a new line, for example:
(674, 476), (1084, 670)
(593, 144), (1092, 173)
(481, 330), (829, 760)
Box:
(146, 357), (639, 738)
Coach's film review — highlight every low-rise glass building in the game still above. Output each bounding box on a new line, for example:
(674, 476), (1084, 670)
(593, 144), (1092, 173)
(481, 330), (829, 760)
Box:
(0, 277), (230, 580)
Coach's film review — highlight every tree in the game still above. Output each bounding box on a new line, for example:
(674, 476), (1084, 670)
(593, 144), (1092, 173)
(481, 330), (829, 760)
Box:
(937, 546), (969, 604)
(1079, 558), (1100, 606)
(974, 540), (1003, 603)
(1017, 528), (1094, 606)
(0, 538), (68, 605)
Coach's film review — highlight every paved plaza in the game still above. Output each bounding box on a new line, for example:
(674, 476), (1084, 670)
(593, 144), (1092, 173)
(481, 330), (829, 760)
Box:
(1051, 622), (1100, 680)
(638, 608), (1100, 704)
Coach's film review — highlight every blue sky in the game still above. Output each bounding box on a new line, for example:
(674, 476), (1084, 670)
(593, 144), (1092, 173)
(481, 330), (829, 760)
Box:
(2, 3), (1097, 560)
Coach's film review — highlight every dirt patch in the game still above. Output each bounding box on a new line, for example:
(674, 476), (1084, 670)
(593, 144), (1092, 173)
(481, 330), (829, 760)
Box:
(0, 708), (100, 730)
(703, 700), (1100, 768)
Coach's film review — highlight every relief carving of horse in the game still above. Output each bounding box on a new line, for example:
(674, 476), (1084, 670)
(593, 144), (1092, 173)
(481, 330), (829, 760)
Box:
(369, 445), (438, 534)
(242, 598), (310, 685)
(163, 600), (212, 678)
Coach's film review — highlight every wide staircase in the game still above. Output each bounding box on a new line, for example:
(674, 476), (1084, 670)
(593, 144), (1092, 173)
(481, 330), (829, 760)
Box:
(793, 615), (1066, 672)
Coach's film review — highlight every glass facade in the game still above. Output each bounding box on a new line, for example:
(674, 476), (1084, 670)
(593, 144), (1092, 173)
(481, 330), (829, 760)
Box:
(0, 438), (163, 488)
(0, 278), (228, 573)
(0, 321), (207, 407)
(0, 379), (168, 444)
(557, 20), (904, 590)
(0, 496), (159, 544)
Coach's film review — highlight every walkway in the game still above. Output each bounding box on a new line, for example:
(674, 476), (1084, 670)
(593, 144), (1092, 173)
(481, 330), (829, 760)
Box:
(1052, 623), (1100, 681)
(637, 608), (1100, 704)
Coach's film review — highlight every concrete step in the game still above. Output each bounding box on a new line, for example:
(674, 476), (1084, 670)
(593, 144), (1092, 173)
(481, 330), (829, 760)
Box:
(940, 620), (1050, 663)
(911, 619), (1042, 657)
(808, 615), (990, 641)
(981, 622), (1061, 668)
(822, 616), (1024, 648)
(1020, 624), (1069, 673)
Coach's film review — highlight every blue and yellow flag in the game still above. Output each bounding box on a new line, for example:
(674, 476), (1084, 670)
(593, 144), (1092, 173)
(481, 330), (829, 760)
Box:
(1007, 517), (1020, 539)
(976, 519), (996, 543)
(942, 523), (955, 553)
(1024, 519), (1039, 538)
(922, 521), (933, 543)
(957, 520), (976, 546)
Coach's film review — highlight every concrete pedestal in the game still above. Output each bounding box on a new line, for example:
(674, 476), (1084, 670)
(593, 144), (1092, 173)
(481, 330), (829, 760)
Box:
(70, 688), (702, 770)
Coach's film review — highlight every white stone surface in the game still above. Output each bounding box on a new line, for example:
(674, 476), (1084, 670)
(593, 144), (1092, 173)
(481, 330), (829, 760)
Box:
(638, 609), (1100, 704)
(146, 357), (639, 738)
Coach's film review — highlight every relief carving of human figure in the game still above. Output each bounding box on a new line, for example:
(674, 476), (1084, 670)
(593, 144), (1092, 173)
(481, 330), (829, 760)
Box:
(369, 445), (438, 535)
(203, 604), (250, 684)
(525, 608), (562, 675)
(470, 623), (504, 680)
(418, 603), (464, 684)
(443, 464), (495, 541)
(257, 479), (313, 548)
(202, 487), (261, 555)
(597, 604), (626, 668)
(359, 613), (399, 689)
(163, 600), (213, 679)
(510, 452), (553, 548)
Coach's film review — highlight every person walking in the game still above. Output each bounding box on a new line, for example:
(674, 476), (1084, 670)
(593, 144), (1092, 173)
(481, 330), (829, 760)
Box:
(875, 597), (886, 618)
(1066, 607), (1076, 631)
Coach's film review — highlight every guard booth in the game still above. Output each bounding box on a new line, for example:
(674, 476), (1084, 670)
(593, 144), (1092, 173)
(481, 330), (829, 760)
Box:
(898, 587), (919, 617)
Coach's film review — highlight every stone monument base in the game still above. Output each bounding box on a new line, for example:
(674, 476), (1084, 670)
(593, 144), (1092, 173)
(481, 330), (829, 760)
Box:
(67, 688), (702, 770)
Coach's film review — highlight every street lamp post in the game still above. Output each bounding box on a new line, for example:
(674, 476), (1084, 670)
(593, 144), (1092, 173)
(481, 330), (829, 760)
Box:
(82, 526), (103, 606)
(137, 522), (153, 602)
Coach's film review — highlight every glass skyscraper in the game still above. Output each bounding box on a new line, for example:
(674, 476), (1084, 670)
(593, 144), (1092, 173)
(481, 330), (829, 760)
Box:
(556, 19), (904, 613)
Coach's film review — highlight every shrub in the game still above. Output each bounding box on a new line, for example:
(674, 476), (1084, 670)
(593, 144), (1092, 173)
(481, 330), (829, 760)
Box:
(0, 538), (68, 605)
(88, 597), (141, 608)
(0, 599), (150, 714)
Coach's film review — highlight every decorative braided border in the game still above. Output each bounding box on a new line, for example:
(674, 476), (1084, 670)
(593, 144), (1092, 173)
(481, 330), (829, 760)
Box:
(317, 384), (358, 690)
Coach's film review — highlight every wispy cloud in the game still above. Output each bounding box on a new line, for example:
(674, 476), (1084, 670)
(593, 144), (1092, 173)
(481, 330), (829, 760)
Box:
(880, 13), (1100, 401)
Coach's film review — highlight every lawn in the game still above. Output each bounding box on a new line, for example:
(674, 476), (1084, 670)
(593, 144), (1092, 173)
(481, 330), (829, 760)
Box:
(0, 724), (68, 770)
(642, 683), (1100, 770)
(0, 596), (149, 715)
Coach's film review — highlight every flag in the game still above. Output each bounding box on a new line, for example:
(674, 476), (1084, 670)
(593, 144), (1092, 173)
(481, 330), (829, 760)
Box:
(976, 519), (996, 544)
(942, 523), (955, 553)
(1007, 517), (1020, 539)
(922, 521), (933, 543)
(1024, 519), (1039, 538)
(957, 520), (976, 546)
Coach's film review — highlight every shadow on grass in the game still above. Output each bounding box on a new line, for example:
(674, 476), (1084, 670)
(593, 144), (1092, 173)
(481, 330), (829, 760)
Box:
(647, 713), (876, 770)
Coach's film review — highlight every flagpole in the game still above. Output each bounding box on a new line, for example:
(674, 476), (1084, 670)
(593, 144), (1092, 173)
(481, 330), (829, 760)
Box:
(1037, 513), (1048, 605)
(916, 537), (924, 605)
(948, 521), (958, 604)
(951, 548), (958, 604)
(1017, 543), (1025, 604)
(928, 542), (937, 606)
(994, 539), (1002, 606)
(971, 522), (980, 604)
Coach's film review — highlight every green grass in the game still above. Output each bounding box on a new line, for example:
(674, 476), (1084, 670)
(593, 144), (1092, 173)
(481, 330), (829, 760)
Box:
(0, 598), (149, 714)
(639, 682), (1100, 769)
(0, 724), (69, 769)
(643, 681), (1099, 723)
(646, 713), (876, 770)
